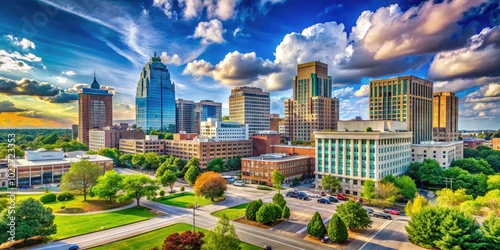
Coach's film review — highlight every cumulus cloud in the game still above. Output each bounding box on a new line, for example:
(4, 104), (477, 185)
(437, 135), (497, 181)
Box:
(428, 26), (500, 80)
(4, 35), (36, 50)
(270, 96), (286, 116)
(0, 49), (42, 72)
(0, 101), (26, 113)
(0, 77), (79, 103)
(183, 51), (280, 86)
(193, 19), (226, 44)
(332, 87), (353, 99)
(353, 84), (369, 97)
(434, 76), (500, 93)
(460, 82), (500, 121)
(55, 76), (68, 84)
(153, 0), (176, 19)
(160, 52), (182, 65)
(62, 70), (77, 76)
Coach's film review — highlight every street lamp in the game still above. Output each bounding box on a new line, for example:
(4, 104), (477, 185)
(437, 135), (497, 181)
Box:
(192, 203), (197, 232)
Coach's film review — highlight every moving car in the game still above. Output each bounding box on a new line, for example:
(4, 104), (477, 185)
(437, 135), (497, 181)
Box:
(321, 236), (329, 243)
(286, 191), (308, 200)
(327, 196), (338, 202)
(317, 198), (331, 204)
(337, 193), (349, 201)
(233, 180), (246, 187)
(364, 208), (374, 215)
(373, 212), (392, 220)
(68, 244), (79, 250)
(383, 208), (400, 215)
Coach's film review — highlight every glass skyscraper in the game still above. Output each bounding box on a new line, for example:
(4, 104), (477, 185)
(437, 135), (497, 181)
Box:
(136, 53), (176, 133)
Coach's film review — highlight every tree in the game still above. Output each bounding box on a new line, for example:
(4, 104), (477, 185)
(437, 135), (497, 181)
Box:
(434, 209), (484, 250)
(0, 146), (24, 159)
(444, 166), (470, 179)
(460, 200), (482, 216)
(0, 198), (57, 245)
(436, 188), (473, 207)
(159, 170), (178, 193)
(206, 158), (226, 172)
(307, 211), (327, 239)
(487, 175), (500, 190)
(405, 162), (422, 184)
(336, 201), (372, 230)
(119, 154), (134, 167)
(361, 179), (375, 204)
(282, 205), (290, 220)
(144, 152), (161, 170)
(97, 148), (120, 165)
(375, 182), (400, 208)
(272, 193), (286, 209)
(41, 133), (59, 144)
(185, 165), (201, 185)
(156, 162), (179, 178)
(364, 127), (373, 132)
(162, 230), (204, 250)
(271, 170), (285, 192)
(91, 170), (123, 204)
(482, 213), (500, 247)
(321, 175), (341, 195)
(60, 160), (103, 201)
(245, 200), (263, 221)
(418, 159), (444, 186)
(256, 203), (278, 224)
(406, 206), (448, 249)
(117, 174), (159, 207)
(381, 174), (396, 184)
(454, 173), (488, 198)
(464, 148), (478, 158)
(452, 158), (494, 175)
(404, 195), (429, 217)
(202, 214), (240, 250)
(131, 154), (145, 168)
(186, 157), (200, 169)
(485, 155), (500, 173)
(394, 176), (418, 199)
(328, 214), (348, 243)
(476, 190), (500, 216)
(193, 171), (227, 201)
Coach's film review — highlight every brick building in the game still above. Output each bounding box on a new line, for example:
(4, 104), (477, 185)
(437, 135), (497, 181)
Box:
(252, 131), (281, 156)
(463, 138), (485, 149)
(89, 123), (145, 151)
(119, 135), (166, 155)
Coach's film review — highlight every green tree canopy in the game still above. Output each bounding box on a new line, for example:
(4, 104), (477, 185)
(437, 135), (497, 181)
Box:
(159, 170), (178, 193)
(375, 182), (400, 208)
(245, 200), (263, 221)
(405, 162), (422, 184)
(206, 158), (226, 172)
(418, 159), (444, 186)
(394, 176), (418, 199)
(202, 215), (240, 250)
(451, 158), (494, 175)
(131, 154), (145, 168)
(381, 174), (396, 184)
(97, 147), (120, 165)
(404, 195), (429, 217)
(256, 203), (278, 225)
(482, 213), (500, 247)
(185, 165), (201, 185)
(436, 188), (473, 207)
(463, 148), (478, 158)
(328, 214), (348, 243)
(487, 175), (500, 190)
(336, 201), (372, 230)
(144, 152), (161, 170)
(485, 155), (500, 173)
(321, 175), (341, 194)
(271, 170), (285, 192)
(90, 170), (123, 204)
(119, 154), (134, 167)
(282, 205), (290, 220)
(117, 174), (159, 207)
(272, 193), (287, 209)
(60, 160), (103, 201)
(361, 179), (375, 204)
(307, 211), (327, 239)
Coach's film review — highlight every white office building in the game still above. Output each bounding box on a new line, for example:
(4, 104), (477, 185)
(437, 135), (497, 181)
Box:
(411, 141), (463, 169)
(315, 121), (412, 195)
(199, 118), (249, 141)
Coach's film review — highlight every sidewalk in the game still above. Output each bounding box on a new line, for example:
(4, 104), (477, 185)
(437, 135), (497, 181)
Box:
(53, 202), (137, 216)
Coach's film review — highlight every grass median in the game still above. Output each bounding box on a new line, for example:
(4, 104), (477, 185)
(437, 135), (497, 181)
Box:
(212, 203), (249, 220)
(154, 192), (213, 208)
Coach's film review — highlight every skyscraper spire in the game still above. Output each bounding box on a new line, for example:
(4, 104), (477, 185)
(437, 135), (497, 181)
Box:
(94, 70), (96, 81)
(154, 52), (156, 57)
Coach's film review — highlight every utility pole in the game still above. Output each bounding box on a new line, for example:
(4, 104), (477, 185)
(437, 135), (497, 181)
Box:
(192, 203), (197, 232)
(443, 177), (454, 190)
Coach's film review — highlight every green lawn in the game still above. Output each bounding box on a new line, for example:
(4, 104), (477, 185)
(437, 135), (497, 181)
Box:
(212, 203), (248, 220)
(91, 223), (260, 250)
(155, 192), (213, 208)
(53, 207), (156, 240)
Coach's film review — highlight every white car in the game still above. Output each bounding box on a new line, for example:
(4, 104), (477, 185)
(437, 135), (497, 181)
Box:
(233, 181), (246, 187)
(308, 193), (321, 198)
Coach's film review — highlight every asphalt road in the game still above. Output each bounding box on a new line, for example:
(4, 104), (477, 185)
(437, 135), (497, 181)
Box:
(357, 219), (424, 250)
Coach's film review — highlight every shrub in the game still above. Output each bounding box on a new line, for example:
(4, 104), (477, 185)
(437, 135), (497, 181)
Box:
(180, 185), (185, 192)
(307, 211), (327, 239)
(159, 190), (166, 198)
(282, 205), (290, 220)
(328, 214), (348, 243)
(40, 193), (57, 204)
(257, 185), (272, 190)
(57, 191), (74, 202)
(245, 200), (263, 221)
(256, 203), (276, 224)
(272, 193), (286, 208)
(271, 204), (282, 221)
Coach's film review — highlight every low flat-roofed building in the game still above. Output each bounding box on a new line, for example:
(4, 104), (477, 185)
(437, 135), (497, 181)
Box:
(8, 148), (112, 186)
(463, 138), (485, 149)
(493, 138), (500, 150)
(199, 118), (249, 141)
(241, 154), (313, 186)
(411, 141), (463, 169)
(0, 160), (8, 187)
(119, 135), (165, 155)
(89, 123), (144, 152)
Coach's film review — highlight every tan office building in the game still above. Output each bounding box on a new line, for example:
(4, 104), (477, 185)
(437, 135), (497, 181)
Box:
(433, 92), (458, 141)
(411, 141), (463, 169)
(229, 87), (270, 136)
(89, 123), (145, 152)
(369, 75), (433, 144)
(493, 138), (500, 150)
(284, 61), (339, 141)
(119, 135), (166, 155)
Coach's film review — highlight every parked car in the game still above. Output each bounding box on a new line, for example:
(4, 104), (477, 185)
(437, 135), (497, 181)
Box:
(286, 191), (308, 200)
(337, 193), (349, 201)
(263, 245), (272, 250)
(373, 212), (392, 220)
(308, 193), (321, 198)
(309, 183), (315, 188)
(319, 191), (326, 196)
(233, 181), (246, 187)
(317, 198), (331, 204)
(320, 236), (329, 243)
(327, 196), (338, 202)
(383, 208), (400, 215)
(364, 208), (374, 215)
(68, 244), (79, 250)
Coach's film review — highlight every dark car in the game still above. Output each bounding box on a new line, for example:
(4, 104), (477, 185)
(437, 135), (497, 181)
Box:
(384, 208), (400, 215)
(327, 196), (338, 202)
(263, 245), (272, 250)
(68, 244), (79, 250)
(309, 183), (315, 188)
(364, 208), (374, 215)
(337, 193), (349, 201)
(286, 191), (308, 200)
(321, 236), (329, 243)
(317, 198), (331, 204)
(373, 212), (392, 220)
(319, 191), (326, 196)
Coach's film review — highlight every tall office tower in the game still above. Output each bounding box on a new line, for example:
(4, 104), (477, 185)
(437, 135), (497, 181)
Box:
(194, 100), (222, 133)
(433, 92), (459, 142)
(78, 75), (113, 146)
(176, 99), (196, 133)
(229, 87), (270, 136)
(71, 124), (78, 140)
(284, 61), (339, 141)
(136, 53), (176, 133)
(369, 75), (433, 144)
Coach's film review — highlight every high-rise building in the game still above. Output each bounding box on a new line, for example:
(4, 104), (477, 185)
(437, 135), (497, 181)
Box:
(176, 99), (196, 133)
(136, 53), (176, 133)
(229, 87), (270, 135)
(195, 100), (222, 133)
(369, 75), (433, 144)
(433, 92), (458, 141)
(78, 75), (113, 146)
(71, 124), (78, 140)
(284, 61), (339, 141)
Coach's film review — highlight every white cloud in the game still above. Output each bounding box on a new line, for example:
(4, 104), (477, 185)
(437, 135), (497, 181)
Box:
(160, 52), (182, 65)
(434, 76), (500, 93)
(0, 50), (43, 72)
(332, 87), (353, 99)
(62, 70), (77, 77)
(55, 76), (68, 84)
(193, 19), (226, 44)
(153, 0), (175, 19)
(233, 27), (250, 38)
(4, 35), (36, 50)
(154, 0), (237, 20)
(183, 59), (214, 79)
(353, 84), (369, 97)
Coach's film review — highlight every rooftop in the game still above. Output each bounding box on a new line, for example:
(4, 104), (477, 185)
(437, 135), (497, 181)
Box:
(463, 138), (485, 142)
(243, 154), (310, 162)
(10, 154), (112, 167)
(412, 141), (463, 147)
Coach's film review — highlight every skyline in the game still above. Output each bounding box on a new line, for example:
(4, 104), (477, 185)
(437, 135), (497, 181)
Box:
(0, 0), (499, 130)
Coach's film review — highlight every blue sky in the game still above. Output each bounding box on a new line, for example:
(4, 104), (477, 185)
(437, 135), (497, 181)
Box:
(0, 0), (499, 129)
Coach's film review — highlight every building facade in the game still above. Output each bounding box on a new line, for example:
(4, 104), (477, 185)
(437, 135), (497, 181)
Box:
(270, 115), (284, 133)
(241, 154), (313, 186)
(315, 121), (412, 195)
(194, 100), (222, 133)
(119, 135), (166, 155)
(89, 123), (145, 151)
(78, 76), (113, 146)
(463, 138), (485, 149)
(493, 138), (500, 150)
(252, 131), (281, 156)
(369, 75), (433, 144)
(285, 61), (339, 141)
(71, 124), (78, 140)
(229, 87), (270, 136)
(433, 92), (459, 141)
(176, 99), (196, 133)
(136, 53), (176, 133)
(199, 118), (249, 141)
(411, 141), (463, 169)
(0, 160), (8, 187)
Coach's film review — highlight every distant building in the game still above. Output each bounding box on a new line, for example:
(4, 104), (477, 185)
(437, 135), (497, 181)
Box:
(241, 154), (313, 186)
(463, 138), (485, 149)
(71, 124), (78, 140)
(119, 135), (165, 155)
(315, 120), (412, 195)
(0, 160), (8, 187)
(88, 123), (145, 152)
(285, 61), (339, 141)
(279, 124), (285, 134)
(493, 138), (500, 150)
(270, 114), (280, 118)
(433, 92), (458, 141)
(78, 75), (113, 146)
(199, 118), (249, 141)
(229, 87), (270, 136)
(136, 53), (176, 133)
(370, 75), (433, 144)
(9, 149), (112, 186)
(252, 131), (281, 156)
(176, 99), (196, 133)
(270, 115), (284, 133)
(194, 100), (222, 133)
(271, 145), (316, 158)
(411, 141), (463, 169)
